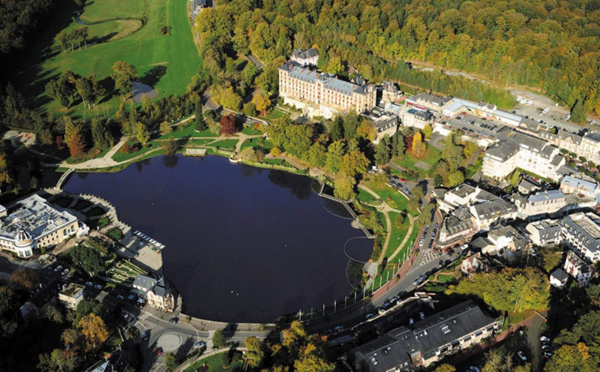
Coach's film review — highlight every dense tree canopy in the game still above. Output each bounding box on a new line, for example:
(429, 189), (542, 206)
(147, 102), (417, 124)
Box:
(447, 267), (550, 313)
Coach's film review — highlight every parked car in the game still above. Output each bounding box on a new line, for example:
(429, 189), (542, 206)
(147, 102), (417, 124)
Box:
(413, 278), (420, 286)
(141, 330), (150, 341)
(54, 265), (63, 272)
(390, 296), (399, 305)
(334, 325), (344, 333)
(194, 341), (206, 348)
(419, 312), (425, 320)
(543, 351), (553, 359)
(409, 318), (414, 325)
(153, 347), (162, 356)
(85, 281), (94, 287)
(61, 268), (70, 276)
(169, 317), (178, 324)
(517, 351), (527, 362)
(117, 295), (125, 300)
(383, 300), (392, 310)
(94, 284), (103, 290)
(377, 307), (385, 315)
(365, 312), (374, 321)
(540, 336), (551, 342)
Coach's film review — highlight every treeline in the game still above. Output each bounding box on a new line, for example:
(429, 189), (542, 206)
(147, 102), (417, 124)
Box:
(0, 0), (56, 69)
(201, 0), (600, 118)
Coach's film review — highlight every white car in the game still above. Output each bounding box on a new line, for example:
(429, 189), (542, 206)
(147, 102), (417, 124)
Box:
(517, 351), (527, 362)
(94, 284), (103, 290)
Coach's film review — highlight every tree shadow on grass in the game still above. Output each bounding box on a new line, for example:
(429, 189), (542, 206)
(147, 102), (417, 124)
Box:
(140, 66), (168, 88)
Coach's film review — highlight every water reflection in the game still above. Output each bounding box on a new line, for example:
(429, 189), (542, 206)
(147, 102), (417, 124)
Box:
(61, 155), (372, 322)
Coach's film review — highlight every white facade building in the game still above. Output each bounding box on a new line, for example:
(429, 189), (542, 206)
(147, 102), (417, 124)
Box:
(564, 250), (594, 287)
(482, 130), (566, 182)
(0, 194), (82, 258)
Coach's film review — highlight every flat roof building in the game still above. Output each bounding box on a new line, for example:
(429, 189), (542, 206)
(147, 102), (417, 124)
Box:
(0, 194), (82, 258)
(59, 283), (85, 310)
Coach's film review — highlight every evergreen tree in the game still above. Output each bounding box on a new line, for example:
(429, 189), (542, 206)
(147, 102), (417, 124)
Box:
(195, 105), (207, 132)
(329, 118), (344, 141)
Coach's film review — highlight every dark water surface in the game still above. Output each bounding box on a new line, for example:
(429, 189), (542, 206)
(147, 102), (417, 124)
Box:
(63, 155), (372, 322)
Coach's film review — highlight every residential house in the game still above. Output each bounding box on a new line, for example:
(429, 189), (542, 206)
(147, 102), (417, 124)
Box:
(402, 108), (433, 130)
(132, 275), (157, 294)
(380, 81), (404, 105)
(518, 179), (541, 195)
(59, 283), (85, 310)
(468, 199), (518, 231)
(550, 268), (569, 289)
(348, 301), (500, 371)
(405, 93), (453, 113)
(483, 225), (530, 255)
(437, 207), (477, 248)
(526, 219), (562, 247)
(564, 250), (594, 287)
(461, 252), (492, 276)
(133, 275), (174, 312)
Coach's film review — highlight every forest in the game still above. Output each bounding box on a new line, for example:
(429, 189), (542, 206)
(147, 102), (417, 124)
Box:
(199, 0), (600, 119)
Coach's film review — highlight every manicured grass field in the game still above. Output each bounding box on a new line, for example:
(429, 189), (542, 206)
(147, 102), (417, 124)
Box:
(364, 180), (413, 215)
(17, 0), (201, 117)
(183, 352), (245, 372)
(392, 146), (441, 176)
(211, 139), (239, 150)
(80, 0), (145, 22)
(112, 141), (161, 162)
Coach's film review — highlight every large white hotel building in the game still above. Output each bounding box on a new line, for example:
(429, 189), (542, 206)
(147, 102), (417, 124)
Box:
(0, 194), (82, 258)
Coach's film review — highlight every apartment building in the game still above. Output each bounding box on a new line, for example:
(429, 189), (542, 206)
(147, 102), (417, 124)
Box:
(482, 130), (566, 182)
(278, 61), (376, 119)
(560, 212), (600, 263)
(348, 301), (500, 371)
(468, 199), (518, 231)
(526, 219), (562, 247)
(560, 176), (599, 199)
(290, 48), (319, 67)
(402, 108), (433, 130)
(511, 190), (567, 219)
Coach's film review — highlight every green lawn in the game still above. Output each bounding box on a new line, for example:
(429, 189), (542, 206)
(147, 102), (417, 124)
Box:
(357, 188), (377, 204)
(363, 180), (412, 215)
(183, 352), (245, 372)
(240, 137), (273, 151)
(188, 139), (215, 146)
(80, 0), (145, 22)
(211, 139), (239, 150)
(241, 127), (264, 135)
(266, 108), (287, 120)
(17, 0), (201, 117)
(393, 146), (441, 176)
(112, 141), (161, 162)
(385, 212), (411, 263)
(157, 124), (198, 140)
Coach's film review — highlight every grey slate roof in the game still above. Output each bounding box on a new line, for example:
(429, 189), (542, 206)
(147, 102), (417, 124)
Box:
(560, 213), (600, 254)
(551, 268), (569, 282)
(279, 61), (372, 96)
(561, 176), (598, 194)
(471, 199), (517, 220)
(291, 48), (318, 59)
(351, 301), (498, 372)
(414, 93), (452, 107)
(133, 275), (157, 291)
(529, 190), (565, 203)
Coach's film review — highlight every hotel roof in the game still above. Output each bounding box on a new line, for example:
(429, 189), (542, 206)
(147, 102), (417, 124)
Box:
(0, 194), (78, 242)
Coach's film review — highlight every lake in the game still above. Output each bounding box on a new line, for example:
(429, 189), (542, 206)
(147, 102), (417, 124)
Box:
(63, 155), (372, 322)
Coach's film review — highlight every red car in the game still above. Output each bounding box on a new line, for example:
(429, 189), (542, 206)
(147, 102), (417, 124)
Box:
(153, 347), (163, 356)
(399, 178), (407, 183)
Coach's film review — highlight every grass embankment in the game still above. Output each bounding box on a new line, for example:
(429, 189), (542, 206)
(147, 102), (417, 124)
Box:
(17, 0), (201, 117)
(183, 351), (245, 372)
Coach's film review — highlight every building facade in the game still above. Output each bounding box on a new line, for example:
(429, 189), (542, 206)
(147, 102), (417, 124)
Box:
(564, 250), (594, 287)
(482, 130), (566, 182)
(526, 219), (562, 247)
(560, 212), (600, 263)
(290, 48), (318, 66)
(0, 194), (82, 258)
(512, 190), (567, 219)
(560, 176), (599, 199)
(278, 61), (376, 119)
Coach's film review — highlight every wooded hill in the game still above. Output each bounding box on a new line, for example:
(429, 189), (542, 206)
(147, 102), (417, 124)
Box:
(206, 0), (600, 119)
